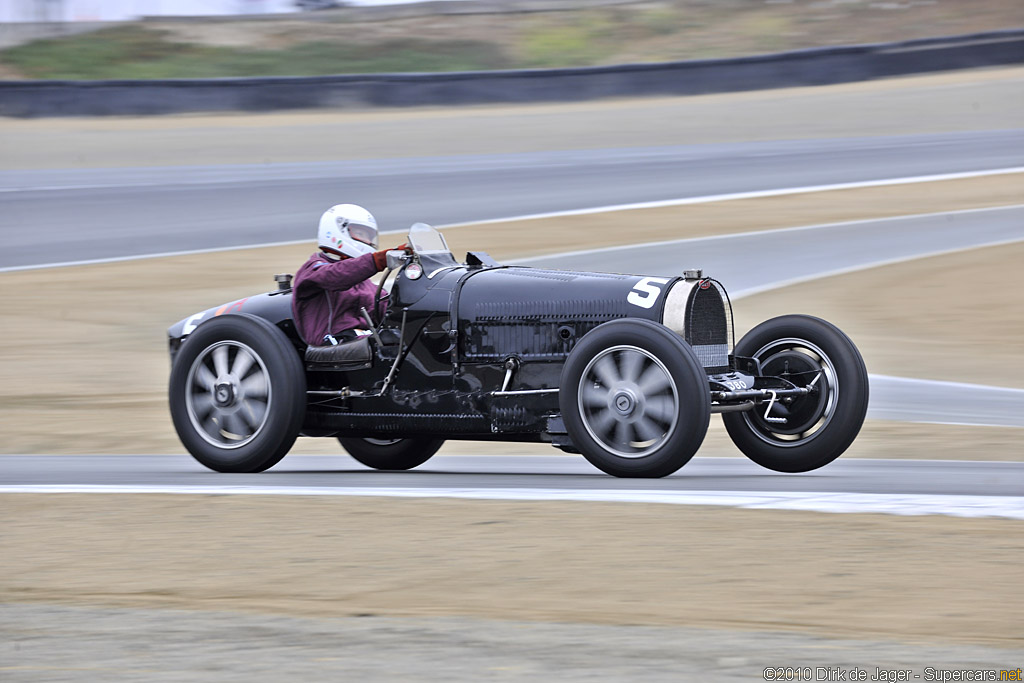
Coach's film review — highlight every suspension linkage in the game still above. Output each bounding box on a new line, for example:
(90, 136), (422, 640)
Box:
(710, 387), (810, 402)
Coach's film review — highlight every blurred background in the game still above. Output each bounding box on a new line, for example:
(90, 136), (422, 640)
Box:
(1, 0), (1021, 75)
(1, 1), (1022, 680)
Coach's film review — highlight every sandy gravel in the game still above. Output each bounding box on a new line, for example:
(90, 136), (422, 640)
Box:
(1, 494), (1020, 646)
(5, 604), (1021, 682)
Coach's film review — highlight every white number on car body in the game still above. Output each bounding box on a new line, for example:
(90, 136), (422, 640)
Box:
(627, 277), (670, 309)
(182, 313), (204, 336)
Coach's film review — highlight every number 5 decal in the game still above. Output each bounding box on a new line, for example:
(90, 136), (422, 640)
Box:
(182, 313), (204, 336)
(627, 277), (670, 309)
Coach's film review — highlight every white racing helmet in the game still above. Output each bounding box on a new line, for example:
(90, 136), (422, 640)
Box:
(317, 204), (379, 259)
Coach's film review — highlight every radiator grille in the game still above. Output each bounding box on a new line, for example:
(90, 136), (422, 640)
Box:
(685, 280), (733, 372)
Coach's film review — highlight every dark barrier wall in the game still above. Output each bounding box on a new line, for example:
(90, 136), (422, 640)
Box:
(1, 30), (1022, 117)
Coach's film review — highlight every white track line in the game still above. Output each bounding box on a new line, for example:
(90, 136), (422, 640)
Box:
(0, 238), (329, 274)
(440, 166), (1024, 228)
(521, 203), (1024, 266)
(2, 485), (1021, 519)
(2, 166), (1021, 274)
(871, 374), (1024, 394)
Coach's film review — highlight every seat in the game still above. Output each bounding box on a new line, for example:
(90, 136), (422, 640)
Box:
(304, 336), (373, 369)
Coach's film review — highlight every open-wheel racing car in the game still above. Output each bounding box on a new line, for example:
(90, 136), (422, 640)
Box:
(168, 223), (868, 478)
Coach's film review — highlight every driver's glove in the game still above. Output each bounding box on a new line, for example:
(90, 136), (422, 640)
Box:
(372, 244), (408, 271)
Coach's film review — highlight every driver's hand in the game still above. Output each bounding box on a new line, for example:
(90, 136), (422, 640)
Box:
(372, 249), (390, 271)
(372, 245), (411, 271)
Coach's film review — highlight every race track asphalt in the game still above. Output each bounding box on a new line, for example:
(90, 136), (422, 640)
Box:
(2, 130), (1022, 269)
(2, 455), (1022, 497)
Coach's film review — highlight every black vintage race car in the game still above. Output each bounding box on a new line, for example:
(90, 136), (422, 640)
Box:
(168, 224), (868, 478)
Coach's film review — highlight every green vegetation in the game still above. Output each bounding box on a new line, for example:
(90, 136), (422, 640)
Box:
(520, 18), (619, 68)
(0, 25), (510, 80)
(0, 0), (1020, 80)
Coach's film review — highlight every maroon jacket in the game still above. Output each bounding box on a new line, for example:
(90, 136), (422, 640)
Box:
(291, 252), (385, 345)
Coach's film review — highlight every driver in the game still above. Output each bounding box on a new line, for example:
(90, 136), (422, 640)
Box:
(292, 204), (404, 346)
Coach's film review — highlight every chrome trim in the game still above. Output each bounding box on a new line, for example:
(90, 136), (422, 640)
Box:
(427, 265), (460, 279)
(491, 388), (559, 397)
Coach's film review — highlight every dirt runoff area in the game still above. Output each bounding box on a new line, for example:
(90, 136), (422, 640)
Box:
(1, 173), (1022, 457)
(2, 494), (1021, 648)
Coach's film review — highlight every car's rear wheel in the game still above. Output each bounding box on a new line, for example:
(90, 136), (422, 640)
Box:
(723, 315), (868, 472)
(169, 314), (306, 473)
(560, 319), (710, 478)
(338, 437), (445, 470)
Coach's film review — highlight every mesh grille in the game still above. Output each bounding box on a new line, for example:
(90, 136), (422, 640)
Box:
(691, 343), (730, 369)
(686, 280), (733, 372)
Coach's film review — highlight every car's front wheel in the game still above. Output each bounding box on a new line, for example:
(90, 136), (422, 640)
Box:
(560, 319), (710, 478)
(338, 437), (445, 470)
(169, 314), (306, 473)
(723, 315), (868, 472)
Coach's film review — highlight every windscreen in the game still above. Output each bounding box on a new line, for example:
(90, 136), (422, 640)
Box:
(408, 222), (451, 254)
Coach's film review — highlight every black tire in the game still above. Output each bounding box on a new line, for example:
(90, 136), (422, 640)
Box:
(169, 314), (306, 473)
(338, 437), (445, 471)
(723, 315), (868, 473)
(559, 319), (710, 478)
